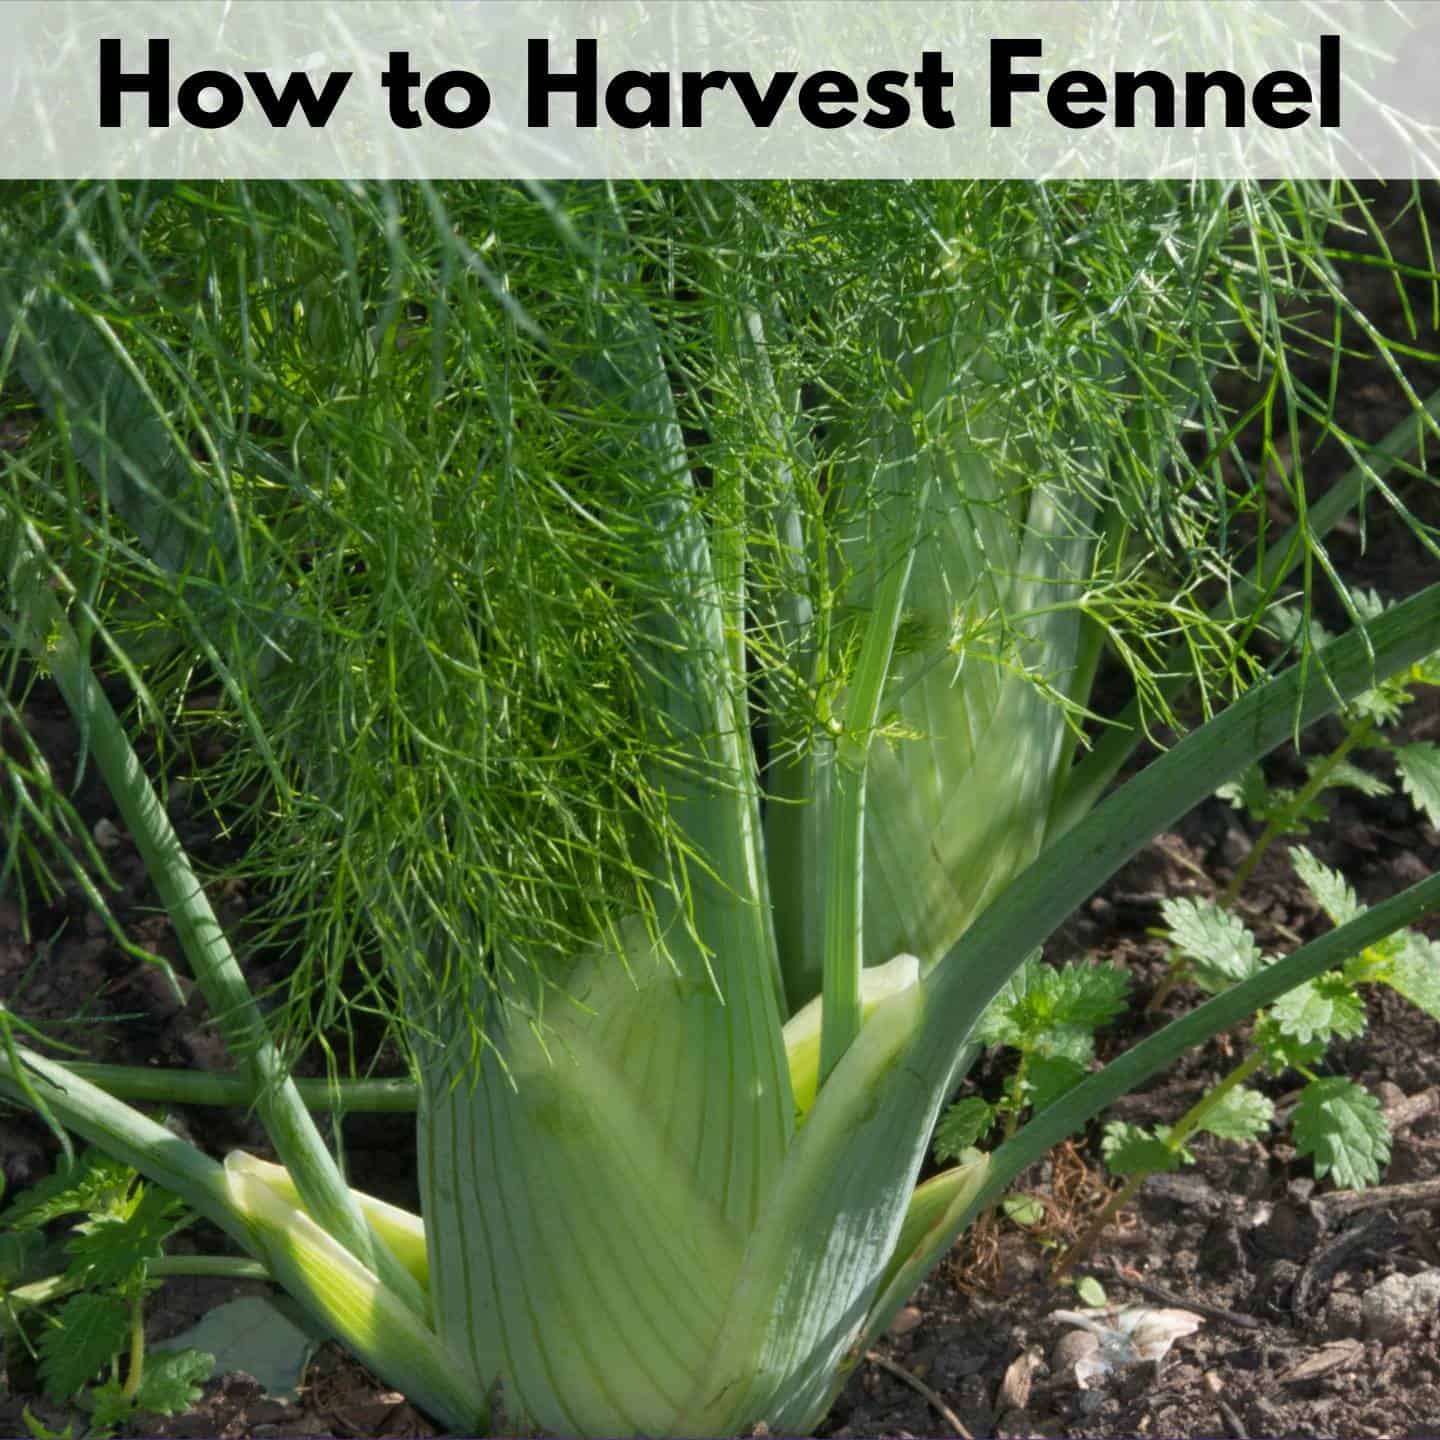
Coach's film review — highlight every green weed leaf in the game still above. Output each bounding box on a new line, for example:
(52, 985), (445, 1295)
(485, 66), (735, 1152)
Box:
(1311, 759), (1390, 800)
(1292, 1078), (1390, 1189)
(1101, 1122), (1188, 1177)
(0, 1153), (134, 1232)
(38, 1292), (128, 1400)
(134, 1348), (214, 1417)
(1290, 846), (1362, 927)
(1264, 602), (1334, 654)
(1001, 1194), (1045, 1228)
(974, 954), (1042, 1048)
(1381, 932), (1440, 1019)
(66, 1185), (189, 1293)
(1255, 1014), (1327, 1072)
(1196, 1085), (1274, 1142)
(87, 1381), (135, 1438)
(1035, 1027), (1098, 1066)
(1350, 590), (1389, 626)
(933, 1097), (994, 1161)
(1161, 897), (1264, 991)
(1394, 742), (1440, 829)
(1270, 974), (1367, 1046)
(1215, 763), (1270, 821)
(1041, 962), (1132, 1031)
(975, 956), (1128, 1059)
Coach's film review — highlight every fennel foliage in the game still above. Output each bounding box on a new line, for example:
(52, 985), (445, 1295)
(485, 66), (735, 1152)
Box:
(2, 179), (1440, 1436)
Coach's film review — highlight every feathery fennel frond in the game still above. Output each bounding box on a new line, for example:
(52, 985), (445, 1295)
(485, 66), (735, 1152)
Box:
(4, 178), (1437, 1052)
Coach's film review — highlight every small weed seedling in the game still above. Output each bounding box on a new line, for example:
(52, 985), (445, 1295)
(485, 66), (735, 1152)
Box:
(1052, 848), (1440, 1277)
(0, 1150), (213, 1437)
(933, 953), (1131, 1251)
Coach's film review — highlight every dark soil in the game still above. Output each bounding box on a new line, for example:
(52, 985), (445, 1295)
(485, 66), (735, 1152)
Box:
(4, 185), (1440, 1440)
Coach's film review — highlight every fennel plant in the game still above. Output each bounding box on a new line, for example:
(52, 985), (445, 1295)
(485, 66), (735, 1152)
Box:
(2, 179), (1440, 1436)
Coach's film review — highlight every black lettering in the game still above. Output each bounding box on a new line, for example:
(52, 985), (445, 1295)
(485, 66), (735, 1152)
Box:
(1113, 70), (1175, 128)
(1252, 70), (1311, 129)
(727, 71), (797, 128)
(246, 68), (350, 128)
(99, 36), (169, 127)
(1185, 69), (1246, 127)
(607, 70), (669, 128)
(863, 70), (910, 129)
(681, 71), (731, 127)
(990, 38), (1041, 127)
(425, 70), (491, 128)
(1048, 69), (1106, 128)
(176, 69), (244, 129)
(381, 50), (422, 129)
(529, 37), (597, 127)
(1319, 34), (1340, 126)
(798, 70), (858, 129)
(914, 50), (955, 129)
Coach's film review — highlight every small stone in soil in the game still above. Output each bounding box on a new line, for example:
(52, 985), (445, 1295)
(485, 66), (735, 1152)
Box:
(1361, 1268), (1440, 1345)
(996, 1347), (1045, 1411)
(1051, 1328), (1100, 1382)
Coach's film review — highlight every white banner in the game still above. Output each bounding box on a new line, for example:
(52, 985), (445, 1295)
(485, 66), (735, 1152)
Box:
(4, 1), (1439, 178)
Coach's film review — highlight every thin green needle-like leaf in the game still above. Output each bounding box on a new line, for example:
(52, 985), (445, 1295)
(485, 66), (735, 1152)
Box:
(6, 177), (1440, 1440)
